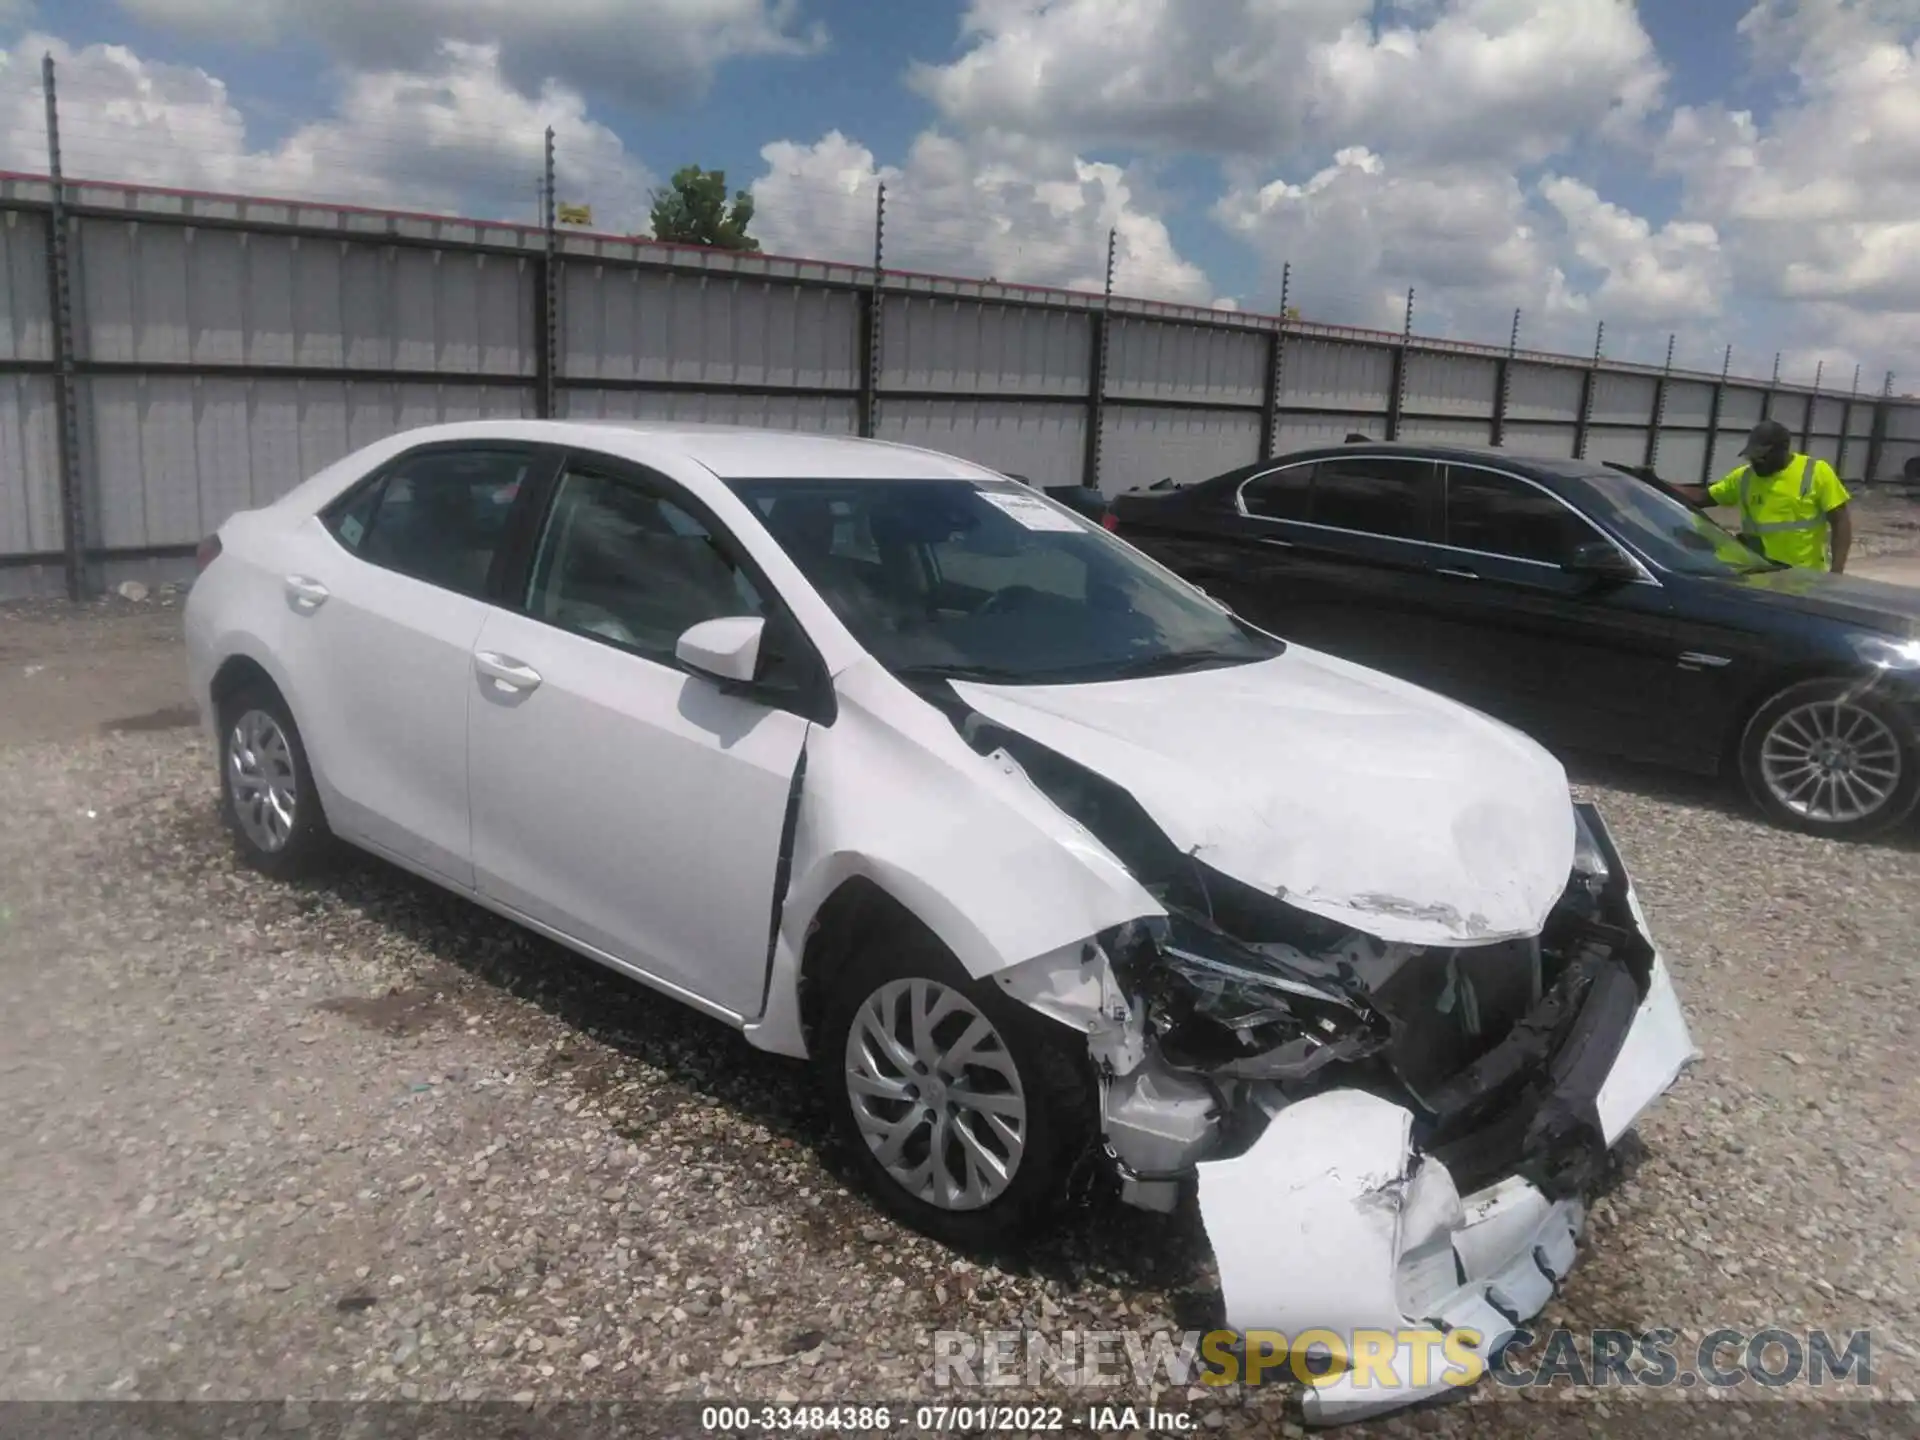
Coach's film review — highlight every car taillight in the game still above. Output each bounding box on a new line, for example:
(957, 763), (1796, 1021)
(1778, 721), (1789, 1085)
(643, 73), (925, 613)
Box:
(1101, 510), (1120, 531)
(194, 533), (223, 572)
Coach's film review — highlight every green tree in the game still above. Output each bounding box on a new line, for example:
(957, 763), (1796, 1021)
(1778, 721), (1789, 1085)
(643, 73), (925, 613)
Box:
(647, 166), (761, 251)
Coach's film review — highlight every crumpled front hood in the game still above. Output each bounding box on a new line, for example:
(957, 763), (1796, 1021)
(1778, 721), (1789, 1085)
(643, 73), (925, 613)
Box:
(953, 647), (1577, 946)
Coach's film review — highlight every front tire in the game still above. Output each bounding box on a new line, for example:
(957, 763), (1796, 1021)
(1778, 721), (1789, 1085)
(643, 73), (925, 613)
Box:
(217, 682), (332, 878)
(1738, 678), (1920, 839)
(816, 924), (1094, 1251)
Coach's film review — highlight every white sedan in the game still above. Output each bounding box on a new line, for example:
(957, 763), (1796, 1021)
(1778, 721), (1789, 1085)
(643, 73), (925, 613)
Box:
(184, 421), (1696, 1422)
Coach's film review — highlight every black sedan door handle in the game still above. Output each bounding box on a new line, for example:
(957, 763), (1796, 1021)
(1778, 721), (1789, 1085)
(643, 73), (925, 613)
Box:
(1435, 566), (1480, 581)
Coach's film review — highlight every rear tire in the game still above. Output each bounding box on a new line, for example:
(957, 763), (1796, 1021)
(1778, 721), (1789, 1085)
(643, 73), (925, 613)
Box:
(216, 682), (333, 878)
(1737, 677), (1920, 839)
(815, 921), (1095, 1251)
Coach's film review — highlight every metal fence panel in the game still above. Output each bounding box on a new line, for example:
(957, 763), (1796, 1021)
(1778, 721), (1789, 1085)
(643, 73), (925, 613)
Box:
(0, 373), (60, 554)
(1399, 416), (1493, 445)
(1501, 422), (1577, 457)
(880, 298), (1089, 397)
(1107, 318), (1266, 406)
(1707, 430), (1749, 483)
(1590, 372), (1656, 426)
(1849, 403), (1878, 437)
(875, 399), (1086, 489)
(1810, 397), (1847, 435)
(1402, 353), (1499, 419)
(1656, 429), (1709, 482)
(0, 210), (51, 361)
(1506, 364), (1584, 423)
(1806, 433), (1844, 468)
(1880, 439), (1920, 481)
(1284, 340), (1394, 414)
(1768, 392), (1809, 433)
(560, 265), (859, 388)
(1662, 380), (1715, 427)
(1889, 404), (1920, 441)
(560, 387), (856, 433)
(1101, 407), (1261, 493)
(1717, 386), (1765, 428)
(78, 375), (537, 546)
(1273, 411), (1381, 452)
(1584, 426), (1653, 466)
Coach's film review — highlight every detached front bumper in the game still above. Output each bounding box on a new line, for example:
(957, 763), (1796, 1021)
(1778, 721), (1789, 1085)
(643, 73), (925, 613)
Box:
(1195, 953), (1695, 1426)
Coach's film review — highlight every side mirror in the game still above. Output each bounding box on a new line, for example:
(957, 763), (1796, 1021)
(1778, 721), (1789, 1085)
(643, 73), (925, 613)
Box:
(1565, 540), (1640, 585)
(675, 615), (765, 683)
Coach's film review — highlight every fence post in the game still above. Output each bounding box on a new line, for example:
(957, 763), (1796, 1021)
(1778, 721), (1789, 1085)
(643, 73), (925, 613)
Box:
(536, 127), (557, 419)
(1385, 287), (1413, 442)
(1645, 333), (1676, 470)
(1699, 345), (1731, 487)
(42, 55), (88, 601)
(858, 182), (885, 439)
(1760, 351), (1780, 420)
(1801, 359), (1823, 452)
(1259, 262), (1290, 460)
(1837, 364), (1860, 477)
(1865, 371), (1894, 484)
(1082, 227), (1116, 490)
(1573, 321), (1603, 460)
(1490, 308), (1520, 448)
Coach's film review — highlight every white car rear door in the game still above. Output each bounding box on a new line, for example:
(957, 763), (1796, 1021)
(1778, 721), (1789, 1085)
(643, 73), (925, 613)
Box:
(466, 456), (822, 1021)
(287, 442), (552, 887)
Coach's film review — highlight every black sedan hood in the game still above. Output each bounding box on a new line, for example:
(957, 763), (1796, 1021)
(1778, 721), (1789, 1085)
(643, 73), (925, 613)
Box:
(1707, 567), (1920, 637)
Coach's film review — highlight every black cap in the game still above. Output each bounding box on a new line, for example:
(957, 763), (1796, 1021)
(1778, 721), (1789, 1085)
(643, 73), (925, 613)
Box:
(1739, 419), (1793, 458)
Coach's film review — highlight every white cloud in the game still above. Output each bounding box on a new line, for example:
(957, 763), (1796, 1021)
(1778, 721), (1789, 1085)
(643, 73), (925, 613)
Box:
(0, 34), (651, 228)
(1655, 0), (1920, 378)
(914, 0), (1663, 165)
(115, 0), (825, 108)
(1538, 175), (1728, 325)
(751, 128), (1221, 305)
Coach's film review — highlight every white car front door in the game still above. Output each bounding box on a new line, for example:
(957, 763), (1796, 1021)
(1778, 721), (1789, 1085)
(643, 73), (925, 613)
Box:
(280, 443), (548, 887)
(466, 460), (819, 1020)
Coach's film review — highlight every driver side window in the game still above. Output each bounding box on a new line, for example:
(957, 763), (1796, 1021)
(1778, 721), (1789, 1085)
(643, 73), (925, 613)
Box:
(1445, 468), (1600, 565)
(526, 468), (779, 669)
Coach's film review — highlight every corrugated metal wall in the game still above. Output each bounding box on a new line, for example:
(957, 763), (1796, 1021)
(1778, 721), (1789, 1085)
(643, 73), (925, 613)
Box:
(4, 180), (1919, 597)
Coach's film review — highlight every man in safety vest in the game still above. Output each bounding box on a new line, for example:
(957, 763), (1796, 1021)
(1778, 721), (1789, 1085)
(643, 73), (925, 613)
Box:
(1674, 419), (1853, 573)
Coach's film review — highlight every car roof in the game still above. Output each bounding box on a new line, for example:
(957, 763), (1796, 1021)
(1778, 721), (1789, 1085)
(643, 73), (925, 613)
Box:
(375, 419), (1011, 483)
(1271, 441), (1613, 478)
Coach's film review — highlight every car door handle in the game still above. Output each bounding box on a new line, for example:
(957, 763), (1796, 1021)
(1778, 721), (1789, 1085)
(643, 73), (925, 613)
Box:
(474, 651), (542, 694)
(284, 575), (330, 610)
(1435, 567), (1480, 581)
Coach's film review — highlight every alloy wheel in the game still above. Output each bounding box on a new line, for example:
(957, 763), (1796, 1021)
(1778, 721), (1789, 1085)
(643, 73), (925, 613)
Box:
(227, 708), (299, 853)
(842, 977), (1028, 1211)
(1759, 698), (1903, 825)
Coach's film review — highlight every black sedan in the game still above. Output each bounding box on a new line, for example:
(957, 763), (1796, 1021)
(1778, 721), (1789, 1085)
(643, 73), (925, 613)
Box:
(1112, 442), (1920, 839)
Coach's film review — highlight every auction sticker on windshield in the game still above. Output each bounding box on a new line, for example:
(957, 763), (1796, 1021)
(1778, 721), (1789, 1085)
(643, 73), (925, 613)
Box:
(978, 490), (1084, 532)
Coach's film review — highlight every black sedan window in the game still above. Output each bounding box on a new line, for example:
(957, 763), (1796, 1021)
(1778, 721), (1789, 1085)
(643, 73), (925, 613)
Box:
(1241, 463), (1314, 522)
(1578, 470), (1782, 576)
(1445, 468), (1598, 564)
(1311, 457), (1436, 540)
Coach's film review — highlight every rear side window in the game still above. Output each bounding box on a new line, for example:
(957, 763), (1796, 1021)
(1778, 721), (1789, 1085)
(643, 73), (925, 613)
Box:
(1446, 468), (1595, 564)
(1311, 457), (1436, 541)
(326, 448), (531, 598)
(1241, 464), (1314, 521)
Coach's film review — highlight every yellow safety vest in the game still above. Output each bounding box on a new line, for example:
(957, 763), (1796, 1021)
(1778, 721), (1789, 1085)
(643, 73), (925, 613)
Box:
(1725, 454), (1834, 570)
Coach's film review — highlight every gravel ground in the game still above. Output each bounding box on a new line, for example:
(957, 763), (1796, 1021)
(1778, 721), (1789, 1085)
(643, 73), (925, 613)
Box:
(2, 595), (1918, 1438)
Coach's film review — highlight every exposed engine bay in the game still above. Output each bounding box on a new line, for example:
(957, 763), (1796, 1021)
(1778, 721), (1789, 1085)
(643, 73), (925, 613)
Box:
(967, 716), (1660, 1212)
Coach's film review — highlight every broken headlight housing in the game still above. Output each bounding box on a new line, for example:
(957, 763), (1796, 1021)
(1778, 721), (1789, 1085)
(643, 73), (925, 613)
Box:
(1106, 911), (1390, 1082)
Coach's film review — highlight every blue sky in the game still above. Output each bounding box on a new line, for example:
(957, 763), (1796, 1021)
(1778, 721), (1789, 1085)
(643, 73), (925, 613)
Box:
(4, 1), (1917, 382)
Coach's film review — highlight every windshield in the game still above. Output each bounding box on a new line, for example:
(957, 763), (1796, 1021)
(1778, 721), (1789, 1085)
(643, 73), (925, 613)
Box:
(728, 477), (1280, 684)
(1577, 470), (1784, 577)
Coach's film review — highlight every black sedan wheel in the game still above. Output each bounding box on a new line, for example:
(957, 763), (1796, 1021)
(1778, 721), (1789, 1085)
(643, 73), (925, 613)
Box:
(1738, 678), (1920, 839)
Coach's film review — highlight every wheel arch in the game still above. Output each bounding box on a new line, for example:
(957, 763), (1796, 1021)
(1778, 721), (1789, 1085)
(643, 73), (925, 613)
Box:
(1721, 661), (1901, 773)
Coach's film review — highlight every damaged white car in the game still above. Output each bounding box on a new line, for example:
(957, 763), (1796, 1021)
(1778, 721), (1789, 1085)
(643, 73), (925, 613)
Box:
(185, 421), (1696, 1419)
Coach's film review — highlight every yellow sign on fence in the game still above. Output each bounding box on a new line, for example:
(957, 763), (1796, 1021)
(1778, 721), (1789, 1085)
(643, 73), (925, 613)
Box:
(556, 202), (593, 227)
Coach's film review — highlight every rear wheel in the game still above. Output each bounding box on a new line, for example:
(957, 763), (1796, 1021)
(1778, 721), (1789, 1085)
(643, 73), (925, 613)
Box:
(1738, 678), (1920, 839)
(815, 922), (1094, 1250)
(217, 682), (333, 877)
